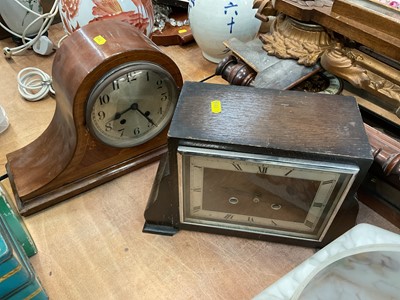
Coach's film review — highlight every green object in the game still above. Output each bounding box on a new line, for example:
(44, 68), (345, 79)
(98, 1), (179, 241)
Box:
(0, 183), (37, 257)
(0, 216), (48, 299)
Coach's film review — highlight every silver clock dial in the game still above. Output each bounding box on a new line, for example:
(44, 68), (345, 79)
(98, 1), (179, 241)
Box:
(178, 147), (359, 241)
(86, 62), (178, 148)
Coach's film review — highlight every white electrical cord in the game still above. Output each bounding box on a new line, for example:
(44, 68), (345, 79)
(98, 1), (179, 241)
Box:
(17, 67), (54, 101)
(0, 105), (9, 134)
(1, 0), (60, 58)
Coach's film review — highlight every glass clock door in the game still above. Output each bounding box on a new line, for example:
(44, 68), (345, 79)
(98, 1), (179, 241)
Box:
(177, 146), (359, 241)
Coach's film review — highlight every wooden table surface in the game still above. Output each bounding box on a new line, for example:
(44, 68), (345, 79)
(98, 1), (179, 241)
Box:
(0, 23), (399, 300)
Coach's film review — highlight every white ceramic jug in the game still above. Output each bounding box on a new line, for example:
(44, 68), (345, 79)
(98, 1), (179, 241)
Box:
(188, 0), (261, 63)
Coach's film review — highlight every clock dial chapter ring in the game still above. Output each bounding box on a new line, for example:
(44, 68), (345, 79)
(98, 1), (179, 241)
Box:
(178, 146), (359, 241)
(86, 62), (179, 148)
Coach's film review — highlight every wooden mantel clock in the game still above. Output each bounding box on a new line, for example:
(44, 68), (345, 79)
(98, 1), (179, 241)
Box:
(6, 19), (183, 215)
(143, 82), (373, 247)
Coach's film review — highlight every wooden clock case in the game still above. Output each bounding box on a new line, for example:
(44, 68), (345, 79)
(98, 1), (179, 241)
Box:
(6, 20), (183, 215)
(143, 82), (373, 247)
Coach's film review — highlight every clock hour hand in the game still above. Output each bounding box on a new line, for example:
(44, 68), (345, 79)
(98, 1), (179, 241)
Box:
(108, 104), (135, 122)
(107, 102), (157, 126)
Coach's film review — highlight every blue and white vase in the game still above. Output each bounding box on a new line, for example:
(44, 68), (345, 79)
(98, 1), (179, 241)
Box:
(188, 0), (261, 63)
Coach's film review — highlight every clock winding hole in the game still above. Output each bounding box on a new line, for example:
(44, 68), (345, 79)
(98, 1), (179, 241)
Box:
(228, 197), (239, 205)
(271, 204), (282, 210)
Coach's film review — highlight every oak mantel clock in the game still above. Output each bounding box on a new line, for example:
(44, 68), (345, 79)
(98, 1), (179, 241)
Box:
(143, 82), (373, 247)
(6, 20), (183, 215)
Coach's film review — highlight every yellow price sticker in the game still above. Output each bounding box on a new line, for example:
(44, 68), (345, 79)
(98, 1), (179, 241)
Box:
(93, 35), (107, 45)
(178, 29), (187, 34)
(210, 100), (222, 114)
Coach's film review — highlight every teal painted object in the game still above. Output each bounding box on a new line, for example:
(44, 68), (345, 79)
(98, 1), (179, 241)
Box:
(0, 217), (48, 299)
(0, 183), (37, 257)
(0, 224), (32, 298)
(6, 276), (48, 300)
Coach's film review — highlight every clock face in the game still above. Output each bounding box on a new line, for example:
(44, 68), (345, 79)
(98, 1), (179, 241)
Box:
(292, 71), (343, 95)
(86, 62), (179, 148)
(177, 146), (359, 241)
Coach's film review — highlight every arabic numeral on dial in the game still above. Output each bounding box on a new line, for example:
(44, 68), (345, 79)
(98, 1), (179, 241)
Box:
(97, 111), (105, 120)
(105, 122), (113, 131)
(112, 80), (119, 90)
(160, 92), (168, 101)
(158, 107), (163, 115)
(133, 127), (141, 135)
(118, 128), (125, 137)
(99, 94), (110, 105)
(248, 216), (255, 223)
(156, 79), (163, 89)
(127, 72), (137, 82)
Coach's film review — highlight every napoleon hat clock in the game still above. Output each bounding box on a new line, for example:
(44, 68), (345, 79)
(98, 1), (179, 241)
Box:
(6, 19), (183, 215)
(143, 82), (373, 247)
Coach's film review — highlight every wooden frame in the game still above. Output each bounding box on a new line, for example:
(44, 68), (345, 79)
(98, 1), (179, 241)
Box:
(253, 0), (400, 125)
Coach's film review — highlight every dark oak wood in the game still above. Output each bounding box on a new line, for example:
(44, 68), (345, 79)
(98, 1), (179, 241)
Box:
(169, 82), (371, 159)
(358, 174), (400, 228)
(357, 123), (400, 227)
(144, 81), (373, 247)
(6, 20), (183, 215)
(364, 123), (400, 188)
(215, 55), (256, 86)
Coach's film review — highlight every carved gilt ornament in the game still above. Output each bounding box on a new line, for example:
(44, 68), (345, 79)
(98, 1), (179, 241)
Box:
(259, 14), (334, 66)
(253, 0), (400, 119)
(321, 46), (400, 117)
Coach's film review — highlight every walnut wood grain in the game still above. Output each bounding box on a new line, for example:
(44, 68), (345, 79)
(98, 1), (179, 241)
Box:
(6, 20), (183, 215)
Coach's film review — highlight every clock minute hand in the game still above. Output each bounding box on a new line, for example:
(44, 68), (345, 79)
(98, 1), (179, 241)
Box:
(132, 103), (157, 127)
(107, 102), (157, 126)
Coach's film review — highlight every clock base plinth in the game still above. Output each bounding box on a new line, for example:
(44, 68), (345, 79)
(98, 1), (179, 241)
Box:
(143, 153), (180, 232)
(8, 146), (167, 216)
(142, 223), (178, 236)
